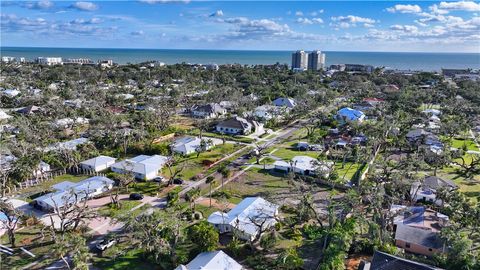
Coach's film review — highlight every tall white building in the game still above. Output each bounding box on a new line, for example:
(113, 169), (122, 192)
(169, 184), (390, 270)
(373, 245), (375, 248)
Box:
(291, 50), (308, 71)
(1, 56), (16, 63)
(308, 50), (326, 70)
(36, 57), (63, 66)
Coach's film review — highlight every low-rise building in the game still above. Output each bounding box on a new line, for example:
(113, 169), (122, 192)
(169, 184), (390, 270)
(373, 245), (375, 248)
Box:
(215, 117), (262, 135)
(111, 155), (167, 180)
(36, 57), (63, 66)
(34, 176), (115, 212)
(171, 136), (212, 155)
(410, 176), (457, 206)
(359, 250), (443, 270)
(191, 103), (227, 119)
(80, 155), (117, 172)
(207, 197), (278, 241)
(336, 107), (365, 124)
(394, 224), (445, 256)
(44, 138), (89, 152)
(273, 97), (296, 108)
(175, 250), (243, 270)
(273, 156), (332, 177)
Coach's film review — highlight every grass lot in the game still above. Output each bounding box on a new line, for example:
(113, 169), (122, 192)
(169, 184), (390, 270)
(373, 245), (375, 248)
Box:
(334, 162), (362, 182)
(449, 138), (479, 151)
(162, 143), (244, 180)
(98, 200), (143, 218)
(436, 166), (480, 203)
(221, 167), (292, 204)
(16, 174), (87, 200)
(0, 225), (56, 270)
(188, 129), (255, 143)
(93, 249), (159, 270)
(128, 181), (161, 196)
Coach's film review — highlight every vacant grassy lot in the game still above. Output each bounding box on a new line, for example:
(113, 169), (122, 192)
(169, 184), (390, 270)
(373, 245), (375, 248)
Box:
(0, 225), (57, 270)
(450, 138), (479, 151)
(162, 143), (244, 180)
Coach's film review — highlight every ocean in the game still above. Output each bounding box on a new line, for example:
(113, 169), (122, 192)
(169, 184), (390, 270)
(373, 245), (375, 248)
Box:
(1, 47), (479, 72)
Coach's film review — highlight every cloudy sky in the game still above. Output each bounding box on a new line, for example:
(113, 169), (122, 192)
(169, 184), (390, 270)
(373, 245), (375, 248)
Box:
(1, 1), (479, 52)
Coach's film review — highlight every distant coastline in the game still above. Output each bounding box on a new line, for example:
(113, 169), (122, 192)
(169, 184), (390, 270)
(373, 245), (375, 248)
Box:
(1, 46), (479, 71)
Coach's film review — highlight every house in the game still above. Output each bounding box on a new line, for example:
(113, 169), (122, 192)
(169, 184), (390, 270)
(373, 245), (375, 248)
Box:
(273, 97), (296, 108)
(175, 250), (242, 270)
(34, 176), (114, 212)
(296, 142), (310, 151)
(394, 224), (445, 256)
(191, 103), (226, 119)
(44, 138), (89, 152)
(33, 161), (51, 178)
(406, 129), (431, 144)
(2, 89), (20, 98)
(53, 117), (89, 129)
(207, 197), (279, 241)
(336, 107), (365, 124)
(171, 137), (211, 155)
(358, 250), (443, 270)
(16, 105), (42, 115)
(215, 117), (262, 135)
(273, 156), (332, 177)
(410, 176), (457, 206)
(390, 205), (449, 232)
(254, 105), (281, 121)
(0, 110), (12, 121)
(80, 155), (117, 172)
(111, 155), (168, 180)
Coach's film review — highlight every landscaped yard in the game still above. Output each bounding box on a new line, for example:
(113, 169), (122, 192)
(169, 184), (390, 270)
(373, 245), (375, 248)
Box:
(93, 248), (159, 270)
(437, 166), (480, 203)
(98, 200), (143, 218)
(449, 138), (479, 151)
(0, 224), (57, 270)
(162, 143), (244, 180)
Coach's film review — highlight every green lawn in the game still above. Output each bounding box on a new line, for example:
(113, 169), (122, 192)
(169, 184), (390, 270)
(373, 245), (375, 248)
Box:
(163, 143), (244, 180)
(128, 181), (161, 196)
(187, 129), (255, 143)
(437, 166), (480, 203)
(334, 162), (362, 182)
(450, 138), (479, 151)
(98, 200), (143, 218)
(93, 249), (159, 270)
(0, 225), (56, 270)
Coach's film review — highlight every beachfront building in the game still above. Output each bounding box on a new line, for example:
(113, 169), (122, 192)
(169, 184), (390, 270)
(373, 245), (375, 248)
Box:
(34, 176), (115, 212)
(307, 50), (326, 70)
(111, 155), (168, 180)
(175, 250), (243, 270)
(35, 57), (63, 66)
(291, 50), (308, 71)
(207, 197), (279, 241)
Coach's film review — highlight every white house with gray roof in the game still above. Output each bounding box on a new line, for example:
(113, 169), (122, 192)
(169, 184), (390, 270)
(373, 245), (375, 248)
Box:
(207, 197), (278, 241)
(175, 250), (242, 270)
(34, 176), (114, 212)
(80, 155), (116, 172)
(111, 155), (167, 180)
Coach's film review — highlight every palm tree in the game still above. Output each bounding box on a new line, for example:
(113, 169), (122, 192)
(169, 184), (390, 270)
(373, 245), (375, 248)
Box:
(205, 176), (215, 207)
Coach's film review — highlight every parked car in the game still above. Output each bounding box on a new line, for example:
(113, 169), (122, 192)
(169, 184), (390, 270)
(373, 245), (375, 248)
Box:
(153, 176), (165, 182)
(173, 178), (184, 185)
(96, 238), (116, 251)
(129, 193), (144, 200)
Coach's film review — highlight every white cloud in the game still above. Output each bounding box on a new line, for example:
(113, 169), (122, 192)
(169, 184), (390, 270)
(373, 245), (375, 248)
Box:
(296, 17), (323, 25)
(295, 11), (303, 16)
(438, 1), (480, 12)
(331, 15), (376, 28)
(309, 10), (324, 16)
(210, 10), (223, 17)
(24, 0), (54, 10)
(390, 24), (419, 33)
(386, 4), (422, 14)
(70, 2), (98, 11)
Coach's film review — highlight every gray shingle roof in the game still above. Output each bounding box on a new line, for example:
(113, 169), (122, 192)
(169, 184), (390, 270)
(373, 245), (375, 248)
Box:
(395, 225), (444, 249)
(369, 251), (443, 270)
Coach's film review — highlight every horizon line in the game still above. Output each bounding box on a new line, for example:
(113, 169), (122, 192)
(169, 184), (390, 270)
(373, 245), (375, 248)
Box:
(1, 46), (479, 55)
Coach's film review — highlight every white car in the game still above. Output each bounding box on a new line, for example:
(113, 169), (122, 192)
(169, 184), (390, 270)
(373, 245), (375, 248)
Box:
(96, 238), (116, 251)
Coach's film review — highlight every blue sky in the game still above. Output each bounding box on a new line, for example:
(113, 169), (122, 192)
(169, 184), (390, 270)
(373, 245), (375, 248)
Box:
(1, 1), (479, 52)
